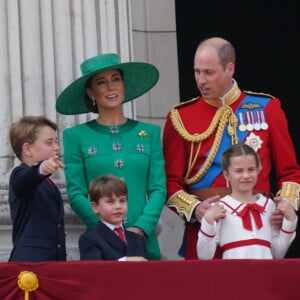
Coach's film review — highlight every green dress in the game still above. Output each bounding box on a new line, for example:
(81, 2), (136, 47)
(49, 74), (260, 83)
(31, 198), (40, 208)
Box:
(63, 119), (166, 260)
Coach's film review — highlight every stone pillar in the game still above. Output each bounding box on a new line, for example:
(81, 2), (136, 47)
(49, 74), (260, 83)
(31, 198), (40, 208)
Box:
(0, 0), (137, 262)
(0, 0), (182, 261)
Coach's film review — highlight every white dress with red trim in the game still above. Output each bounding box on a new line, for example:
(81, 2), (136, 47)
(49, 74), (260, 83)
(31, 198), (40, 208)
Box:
(197, 194), (297, 259)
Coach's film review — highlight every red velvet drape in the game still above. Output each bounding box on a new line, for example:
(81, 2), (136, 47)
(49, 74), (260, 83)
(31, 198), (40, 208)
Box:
(1, 260), (300, 300)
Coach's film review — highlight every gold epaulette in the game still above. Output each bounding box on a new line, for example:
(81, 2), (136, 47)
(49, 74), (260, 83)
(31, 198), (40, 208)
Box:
(277, 182), (300, 210)
(172, 97), (199, 110)
(167, 190), (200, 222)
(243, 90), (275, 99)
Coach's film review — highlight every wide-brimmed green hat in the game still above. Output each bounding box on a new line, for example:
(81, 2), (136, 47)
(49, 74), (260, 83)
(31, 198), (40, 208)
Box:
(56, 53), (159, 115)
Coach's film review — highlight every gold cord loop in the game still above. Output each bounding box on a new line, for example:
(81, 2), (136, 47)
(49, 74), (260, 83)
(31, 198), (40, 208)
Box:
(170, 105), (238, 184)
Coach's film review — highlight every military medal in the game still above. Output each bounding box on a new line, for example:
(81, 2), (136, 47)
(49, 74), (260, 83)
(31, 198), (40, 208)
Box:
(245, 132), (263, 152)
(255, 111), (262, 130)
(252, 111), (260, 130)
(260, 111), (269, 130)
(246, 112), (253, 131)
(238, 112), (246, 131)
(239, 123), (247, 132)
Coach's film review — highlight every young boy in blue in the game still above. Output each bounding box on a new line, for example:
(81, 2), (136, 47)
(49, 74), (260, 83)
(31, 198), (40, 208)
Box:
(79, 174), (148, 261)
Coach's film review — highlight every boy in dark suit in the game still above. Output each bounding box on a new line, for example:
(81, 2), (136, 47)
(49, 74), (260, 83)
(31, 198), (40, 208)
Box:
(8, 115), (66, 262)
(79, 174), (148, 261)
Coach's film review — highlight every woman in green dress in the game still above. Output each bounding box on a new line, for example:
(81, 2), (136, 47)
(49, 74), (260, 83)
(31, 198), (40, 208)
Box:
(56, 53), (166, 260)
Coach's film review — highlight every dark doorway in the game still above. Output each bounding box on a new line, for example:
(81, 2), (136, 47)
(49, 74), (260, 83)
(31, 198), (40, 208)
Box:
(175, 0), (300, 159)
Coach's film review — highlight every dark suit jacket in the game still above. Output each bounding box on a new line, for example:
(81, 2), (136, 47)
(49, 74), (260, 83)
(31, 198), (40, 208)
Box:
(79, 221), (148, 260)
(8, 162), (66, 262)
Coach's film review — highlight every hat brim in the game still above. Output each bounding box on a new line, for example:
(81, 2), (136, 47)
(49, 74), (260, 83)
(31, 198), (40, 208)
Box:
(56, 62), (159, 115)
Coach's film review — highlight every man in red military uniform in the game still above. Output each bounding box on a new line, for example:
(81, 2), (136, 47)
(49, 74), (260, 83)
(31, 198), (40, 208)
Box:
(163, 37), (300, 259)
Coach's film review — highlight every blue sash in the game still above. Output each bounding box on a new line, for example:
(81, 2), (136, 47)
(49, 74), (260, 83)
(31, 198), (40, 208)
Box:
(190, 95), (271, 190)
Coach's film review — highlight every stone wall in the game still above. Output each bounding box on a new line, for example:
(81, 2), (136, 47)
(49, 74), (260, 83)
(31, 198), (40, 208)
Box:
(0, 0), (183, 262)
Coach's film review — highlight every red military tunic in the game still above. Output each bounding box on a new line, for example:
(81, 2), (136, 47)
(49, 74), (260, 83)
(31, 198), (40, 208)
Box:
(163, 81), (300, 259)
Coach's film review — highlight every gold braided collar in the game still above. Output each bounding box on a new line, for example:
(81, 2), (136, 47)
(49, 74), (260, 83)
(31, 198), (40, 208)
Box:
(169, 84), (240, 185)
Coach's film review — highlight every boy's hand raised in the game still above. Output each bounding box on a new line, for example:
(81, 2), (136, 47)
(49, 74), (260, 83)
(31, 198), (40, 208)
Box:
(41, 155), (65, 175)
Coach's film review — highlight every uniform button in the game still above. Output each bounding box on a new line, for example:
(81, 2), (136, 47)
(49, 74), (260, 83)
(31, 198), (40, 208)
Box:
(57, 224), (61, 228)
(57, 244), (61, 248)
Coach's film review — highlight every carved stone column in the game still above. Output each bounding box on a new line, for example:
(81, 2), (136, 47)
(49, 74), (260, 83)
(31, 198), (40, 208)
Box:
(0, 0), (136, 262)
(0, 0), (181, 261)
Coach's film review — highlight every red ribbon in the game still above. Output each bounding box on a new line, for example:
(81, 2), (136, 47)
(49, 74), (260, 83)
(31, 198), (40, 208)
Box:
(238, 203), (264, 231)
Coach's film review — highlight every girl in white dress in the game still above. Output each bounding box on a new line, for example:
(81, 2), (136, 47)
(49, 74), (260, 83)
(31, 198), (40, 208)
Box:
(197, 143), (298, 259)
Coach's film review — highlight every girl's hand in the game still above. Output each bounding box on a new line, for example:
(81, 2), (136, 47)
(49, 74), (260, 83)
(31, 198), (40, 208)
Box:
(195, 195), (221, 222)
(274, 197), (297, 222)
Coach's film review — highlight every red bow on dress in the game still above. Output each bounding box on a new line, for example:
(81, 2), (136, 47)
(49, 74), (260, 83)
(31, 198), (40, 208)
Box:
(238, 203), (264, 231)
